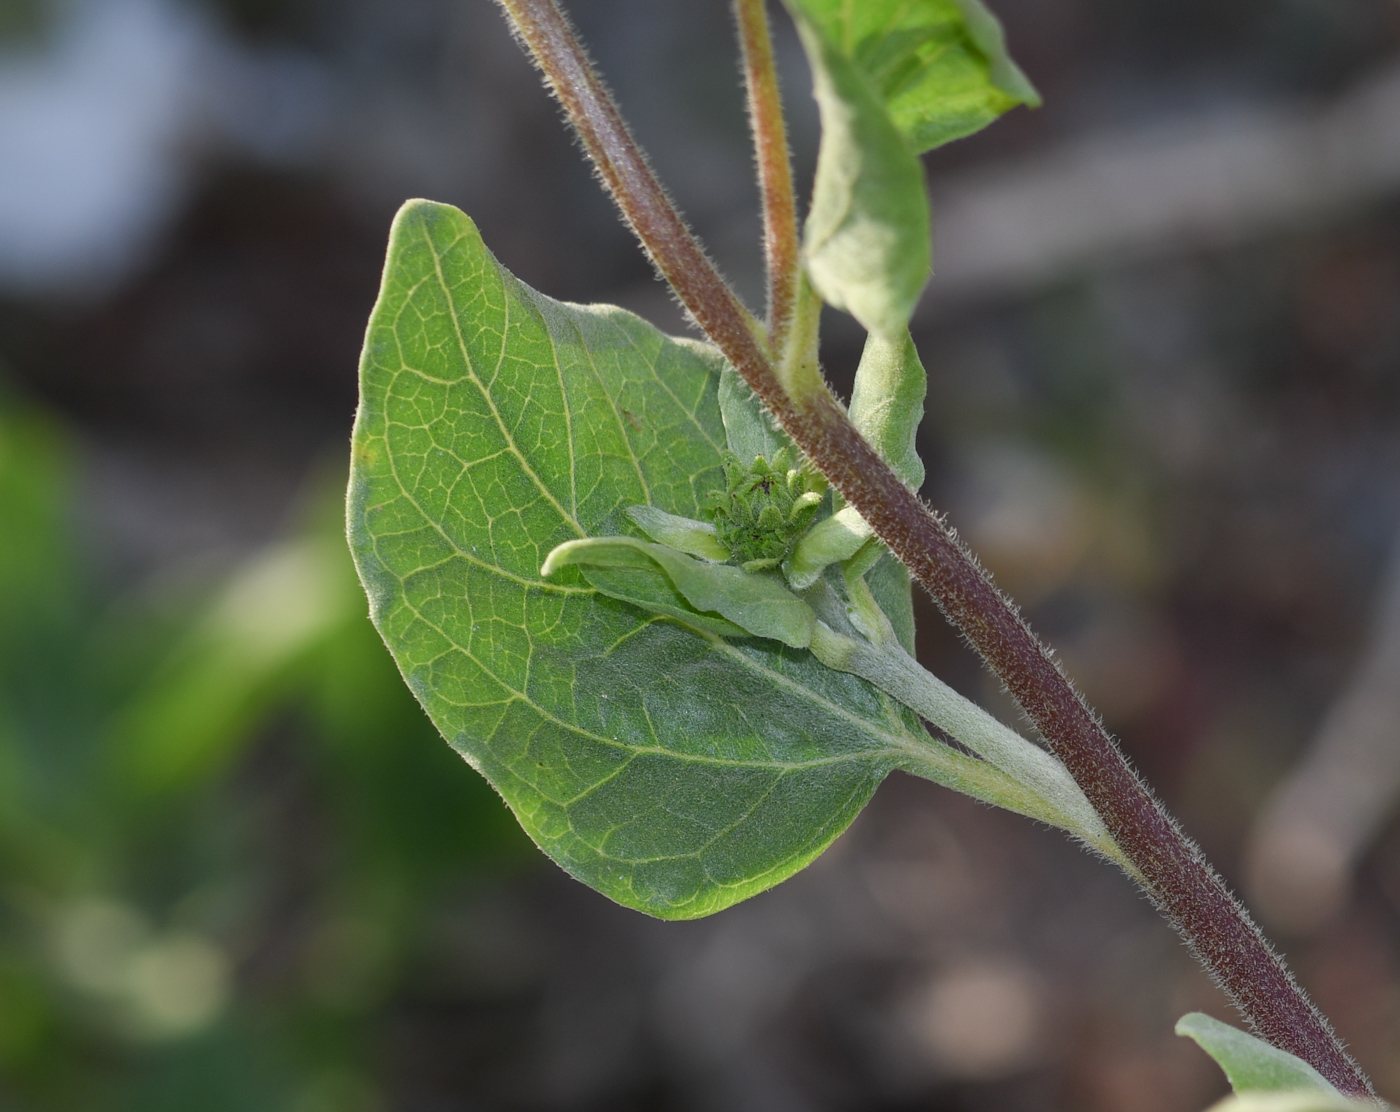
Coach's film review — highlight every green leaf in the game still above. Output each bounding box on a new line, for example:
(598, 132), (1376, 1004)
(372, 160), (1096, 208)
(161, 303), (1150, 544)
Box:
(625, 504), (730, 562)
(718, 365), (790, 466)
(1175, 1014), (1342, 1097)
(348, 199), (982, 919)
(792, 11), (930, 338)
(543, 536), (817, 648)
(786, 505), (872, 589)
(788, 0), (1040, 154)
(849, 329), (926, 490)
(785, 0), (1037, 336)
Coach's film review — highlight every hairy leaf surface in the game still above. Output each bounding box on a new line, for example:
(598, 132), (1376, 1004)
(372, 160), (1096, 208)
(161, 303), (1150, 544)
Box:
(348, 200), (959, 918)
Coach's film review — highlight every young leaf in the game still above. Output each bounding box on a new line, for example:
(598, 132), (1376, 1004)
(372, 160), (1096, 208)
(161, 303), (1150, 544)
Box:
(792, 11), (930, 339)
(625, 504), (730, 562)
(786, 505), (872, 589)
(785, 0), (1038, 336)
(1176, 1014), (1342, 1097)
(543, 537), (817, 649)
(848, 329), (927, 491)
(540, 539), (752, 641)
(718, 364), (791, 465)
(791, 0), (1040, 154)
(348, 199), (1005, 919)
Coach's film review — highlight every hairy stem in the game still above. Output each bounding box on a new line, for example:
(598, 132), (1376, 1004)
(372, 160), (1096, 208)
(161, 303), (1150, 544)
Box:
(495, 0), (766, 359)
(734, 0), (800, 350)
(494, 0), (1373, 1096)
(798, 393), (1373, 1097)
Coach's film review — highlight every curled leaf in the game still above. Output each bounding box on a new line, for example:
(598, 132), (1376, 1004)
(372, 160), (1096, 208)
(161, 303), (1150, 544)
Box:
(543, 536), (817, 649)
(785, 0), (1039, 336)
(849, 329), (926, 490)
(953, 0), (1041, 120)
(793, 11), (930, 338)
(626, 504), (730, 562)
(788, 0), (1040, 154)
(786, 505), (873, 589)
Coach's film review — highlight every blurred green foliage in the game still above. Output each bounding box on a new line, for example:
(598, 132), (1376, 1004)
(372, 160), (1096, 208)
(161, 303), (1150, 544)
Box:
(0, 382), (528, 1111)
(0, 0), (46, 43)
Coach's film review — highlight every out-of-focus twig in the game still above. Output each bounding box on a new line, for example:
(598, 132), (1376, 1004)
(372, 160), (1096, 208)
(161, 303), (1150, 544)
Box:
(926, 61), (1400, 309)
(1247, 532), (1400, 935)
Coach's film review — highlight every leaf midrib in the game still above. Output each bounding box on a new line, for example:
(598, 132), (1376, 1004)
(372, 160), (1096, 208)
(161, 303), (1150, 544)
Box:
(426, 223), (586, 540)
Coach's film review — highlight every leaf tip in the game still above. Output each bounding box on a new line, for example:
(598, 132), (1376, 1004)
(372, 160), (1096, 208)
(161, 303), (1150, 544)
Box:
(540, 541), (576, 578)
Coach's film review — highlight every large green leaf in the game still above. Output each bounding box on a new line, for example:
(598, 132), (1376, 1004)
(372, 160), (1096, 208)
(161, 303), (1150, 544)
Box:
(786, 0), (1038, 337)
(347, 199), (976, 919)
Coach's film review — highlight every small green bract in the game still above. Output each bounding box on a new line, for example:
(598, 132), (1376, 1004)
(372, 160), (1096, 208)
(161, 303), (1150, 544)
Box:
(705, 448), (825, 570)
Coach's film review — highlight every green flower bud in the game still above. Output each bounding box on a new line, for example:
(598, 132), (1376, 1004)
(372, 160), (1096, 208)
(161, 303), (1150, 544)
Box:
(705, 450), (825, 566)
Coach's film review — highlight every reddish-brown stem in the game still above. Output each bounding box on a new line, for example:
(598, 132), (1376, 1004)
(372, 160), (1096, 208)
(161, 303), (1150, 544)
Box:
(495, 0), (765, 365)
(492, 0), (1374, 1096)
(796, 393), (1373, 1097)
(734, 0), (801, 350)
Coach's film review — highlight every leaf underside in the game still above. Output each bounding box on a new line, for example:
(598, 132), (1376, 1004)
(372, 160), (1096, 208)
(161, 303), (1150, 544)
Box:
(348, 200), (948, 919)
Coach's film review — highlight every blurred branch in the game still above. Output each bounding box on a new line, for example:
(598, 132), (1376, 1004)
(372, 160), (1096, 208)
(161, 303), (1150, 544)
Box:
(925, 60), (1400, 309)
(1247, 531), (1400, 935)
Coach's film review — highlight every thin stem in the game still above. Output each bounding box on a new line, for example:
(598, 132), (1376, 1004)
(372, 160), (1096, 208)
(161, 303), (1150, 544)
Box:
(493, 0), (1373, 1096)
(734, 0), (801, 350)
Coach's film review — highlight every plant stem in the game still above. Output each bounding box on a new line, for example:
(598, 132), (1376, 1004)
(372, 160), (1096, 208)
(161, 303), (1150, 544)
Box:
(799, 393), (1373, 1098)
(494, 0), (766, 360)
(494, 0), (1373, 1096)
(734, 0), (800, 351)
(806, 619), (1129, 870)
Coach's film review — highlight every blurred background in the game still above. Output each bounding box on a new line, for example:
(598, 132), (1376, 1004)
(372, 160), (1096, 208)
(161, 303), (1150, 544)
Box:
(1, 0), (1399, 1109)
